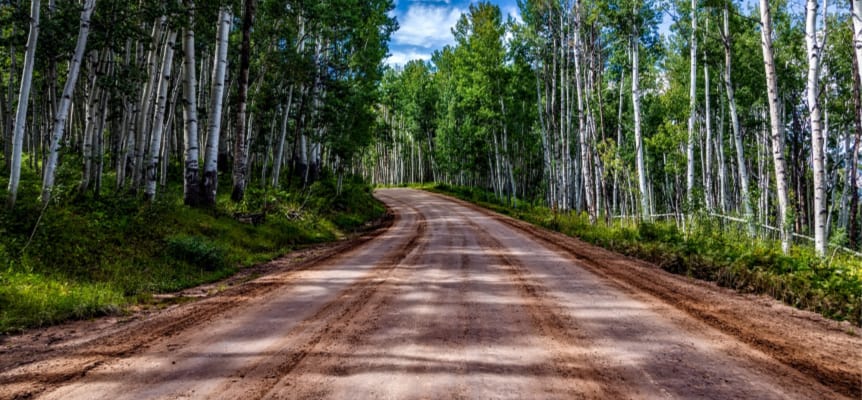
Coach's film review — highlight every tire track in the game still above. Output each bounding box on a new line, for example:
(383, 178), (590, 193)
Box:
(457, 214), (628, 399)
(216, 197), (428, 399)
(432, 191), (861, 399)
(0, 216), (394, 400)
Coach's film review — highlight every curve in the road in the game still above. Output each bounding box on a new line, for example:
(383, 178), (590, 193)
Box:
(0, 188), (857, 400)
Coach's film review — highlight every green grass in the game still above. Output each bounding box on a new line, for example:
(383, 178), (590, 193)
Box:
(0, 170), (384, 334)
(425, 183), (862, 326)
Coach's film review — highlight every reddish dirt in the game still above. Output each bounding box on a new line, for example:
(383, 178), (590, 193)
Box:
(0, 188), (858, 399)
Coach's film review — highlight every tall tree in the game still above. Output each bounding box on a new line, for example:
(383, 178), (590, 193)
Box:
(231, 0), (257, 202)
(202, 7), (231, 206)
(633, 19), (650, 217)
(182, 1), (201, 206)
(144, 30), (178, 201)
(853, 0), (862, 83)
(760, 0), (792, 253)
(7, 0), (40, 208)
(805, 0), (827, 255)
(686, 0), (697, 206)
(42, 0), (96, 205)
(722, 0), (754, 232)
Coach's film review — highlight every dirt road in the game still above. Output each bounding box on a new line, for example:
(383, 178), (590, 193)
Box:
(1, 188), (859, 399)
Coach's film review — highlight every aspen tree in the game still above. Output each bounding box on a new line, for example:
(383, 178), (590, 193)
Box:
(686, 0), (697, 206)
(42, 0), (96, 205)
(760, 0), (792, 253)
(805, 0), (827, 255)
(8, 0), (40, 208)
(633, 30), (649, 218)
(182, 2), (201, 205)
(853, 0), (862, 83)
(722, 1), (754, 232)
(145, 31), (178, 201)
(232, 0), (256, 202)
(202, 7), (231, 206)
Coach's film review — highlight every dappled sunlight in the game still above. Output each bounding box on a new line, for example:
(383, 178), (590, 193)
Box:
(18, 189), (849, 400)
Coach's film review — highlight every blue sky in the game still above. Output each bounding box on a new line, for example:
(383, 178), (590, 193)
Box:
(386, 0), (521, 66)
(385, 0), (762, 67)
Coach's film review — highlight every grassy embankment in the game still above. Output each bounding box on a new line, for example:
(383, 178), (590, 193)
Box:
(0, 168), (384, 334)
(422, 183), (862, 326)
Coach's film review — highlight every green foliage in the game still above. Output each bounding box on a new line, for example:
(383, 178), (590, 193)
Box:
(0, 271), (125, 331)
(0, 174), (384, 334)
(430, 184), (862, 326)
(166, 236), (227, 272)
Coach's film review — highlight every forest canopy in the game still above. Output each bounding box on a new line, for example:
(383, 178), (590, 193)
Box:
(361, 0), (862, 258)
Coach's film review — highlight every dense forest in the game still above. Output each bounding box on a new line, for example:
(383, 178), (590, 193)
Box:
(0, 2), (860, 396)
(362, 0), (862, 258)
(0, 0), (395, 206)
(0, 0), (861, 330)
(0, 0), (394, 332)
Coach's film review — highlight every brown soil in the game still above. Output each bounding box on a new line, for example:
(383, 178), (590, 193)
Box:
(0, 188), (858, 399)
(427, 190), (862, 399)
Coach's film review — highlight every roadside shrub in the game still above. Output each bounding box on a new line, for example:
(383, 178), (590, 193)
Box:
(430, 183), (862, 326)
(0, 169), (385, 334)
(166, 235), (227, 271)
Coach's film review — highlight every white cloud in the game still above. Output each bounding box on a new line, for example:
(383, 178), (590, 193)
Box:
(386, 50), (432, 66)
(393, 4), (463, 48)
(504, 6), (522, 24)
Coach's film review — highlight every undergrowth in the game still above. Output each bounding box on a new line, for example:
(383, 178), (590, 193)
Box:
(0, 170), (384, 334)
(425, 183), (862, 326)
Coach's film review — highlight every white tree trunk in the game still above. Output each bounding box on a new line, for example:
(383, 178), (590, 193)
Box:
(182, 4), (201, 205)
(271, 87), (293, 188)
(7, 0), (40, 208)
(202, 8), (231, 205)
(633, 33), (649, 218)
(80, 66), (99, 192)
(723, 4), (754, 231)
(704, 52), (713, 212)
(574, 1), (595, 222)
(686, 0), (697, 206)
(806, 0), (827, 255)
(144, 30), (178, 201)
(760, 0), (792, 253)
(133, 16), (167, 189)
(852, 0), (862, 84)
(41, 0), (95, 204)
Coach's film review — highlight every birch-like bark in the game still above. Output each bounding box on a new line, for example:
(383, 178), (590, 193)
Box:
(7, 0), (40, 208)
(271, 87), (293, 188)
(633, 32), (649, 218)
(202, 8), (231, 206)
(117, 40), (137, 188)
(760, 0), (792, 253)
(806, 0), (827, 255)
(42, 0), (95, 204)
(852, 0), (862, 84)
(686, 0), (697, 206)
(133, 17), (167, 188)
(704, 49), (713, 212)
(723, 3), (753, 231)
(574, 0), (595, 222)
(93, 79), (109, 195)
(144, 30), (178, 201)
(536, 68), (553, 207)
(182, 3), (201, 206)
(717, 85), (727, 213)
(850, 43), (862, 247)
(80, 56), (100, 192)
(614, 69), (625, 215)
